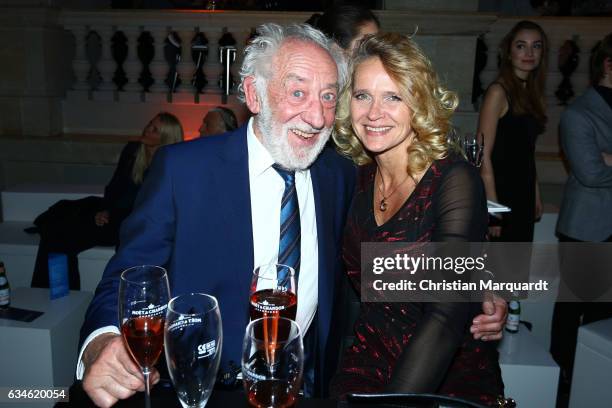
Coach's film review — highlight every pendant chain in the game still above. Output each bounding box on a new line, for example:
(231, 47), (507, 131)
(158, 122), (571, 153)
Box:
(376, 167), (413, 212)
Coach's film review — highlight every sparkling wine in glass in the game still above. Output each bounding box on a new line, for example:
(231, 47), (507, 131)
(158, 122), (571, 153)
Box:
(242, 317), (303, 408)
(164, 293), (223, 408)
(249, 263), (297, 322)
(119, 265), (171, 408)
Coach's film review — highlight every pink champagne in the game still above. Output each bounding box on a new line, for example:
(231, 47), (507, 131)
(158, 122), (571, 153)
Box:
(249, 289), (297, 321)
(121, 316), (164, 369)
(246, 379), (297, 408)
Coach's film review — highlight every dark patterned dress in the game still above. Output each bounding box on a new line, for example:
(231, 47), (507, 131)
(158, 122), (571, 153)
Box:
(330, 156), (504, 406)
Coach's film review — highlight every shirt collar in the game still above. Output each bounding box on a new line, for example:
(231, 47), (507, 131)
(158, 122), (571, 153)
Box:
(247, 117), (276, 178)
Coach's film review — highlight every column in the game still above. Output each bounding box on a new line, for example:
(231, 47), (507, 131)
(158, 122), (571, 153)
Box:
(92, 25), (116, 94)
(122, 26), (143, 94)
(68, 24), (90, 92)
(147, 25), (169, 95)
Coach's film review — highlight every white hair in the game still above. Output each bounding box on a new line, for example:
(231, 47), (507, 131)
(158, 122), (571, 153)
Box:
(238, 23), (348, 103)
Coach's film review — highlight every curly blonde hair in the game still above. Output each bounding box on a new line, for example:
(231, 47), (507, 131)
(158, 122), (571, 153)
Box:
(333, 32), (458, 178)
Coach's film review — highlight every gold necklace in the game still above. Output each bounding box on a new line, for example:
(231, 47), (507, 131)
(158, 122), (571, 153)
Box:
(377, 167), (413, 212)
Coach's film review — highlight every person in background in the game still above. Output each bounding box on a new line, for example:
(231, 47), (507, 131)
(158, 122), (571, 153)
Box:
(551, 32), (612, 394)
(329, 33), (504, 405)
(306, 3), (380, 53)
(199, 106), (238, 137)
(30, 113), (184, 290)
(478, 20), (548, 242)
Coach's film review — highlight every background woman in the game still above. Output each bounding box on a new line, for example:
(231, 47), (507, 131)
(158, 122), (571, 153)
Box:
(478, 20), (548, 241)
(330, 33), (503, 405)
(31, 112), (184, 290)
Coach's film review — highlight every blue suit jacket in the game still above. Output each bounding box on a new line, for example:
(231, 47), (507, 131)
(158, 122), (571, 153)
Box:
(80, 124), (356, 394)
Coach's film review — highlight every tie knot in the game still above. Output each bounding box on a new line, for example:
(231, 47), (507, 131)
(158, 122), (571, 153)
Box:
(272, 164), (296, 185)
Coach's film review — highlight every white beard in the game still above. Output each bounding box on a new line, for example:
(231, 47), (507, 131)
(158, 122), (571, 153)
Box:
(256, 93), (332, 170)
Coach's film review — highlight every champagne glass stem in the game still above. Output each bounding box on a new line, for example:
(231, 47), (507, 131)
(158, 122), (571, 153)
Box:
(143, 369), (151, 408)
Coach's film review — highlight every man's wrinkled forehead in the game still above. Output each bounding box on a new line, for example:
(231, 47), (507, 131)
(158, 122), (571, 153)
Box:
(269, 38), (339, 86)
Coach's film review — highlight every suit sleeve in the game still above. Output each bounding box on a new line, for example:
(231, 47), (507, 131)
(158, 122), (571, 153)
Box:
(386, 162), (487, 393)
(561, 108), (612, 188)
(79, 146), (177, 347)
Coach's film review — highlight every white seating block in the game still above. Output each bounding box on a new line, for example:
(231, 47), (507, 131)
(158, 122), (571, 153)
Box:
(498, 328), (560, 407)
(0, 184), (111, 291)
(1, 184), (104, 222)
(570, 318), (612, 408)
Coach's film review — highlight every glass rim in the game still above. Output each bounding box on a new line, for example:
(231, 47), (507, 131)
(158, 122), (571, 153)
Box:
(167, 292), (219, 316)
(246, 316), (302, 343)
(252, 263), (295, 276)
(120, 265), (167, 284)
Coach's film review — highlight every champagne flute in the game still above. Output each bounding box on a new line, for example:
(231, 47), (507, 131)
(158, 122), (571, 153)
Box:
(164, 293), (223, 408)
(462, 132), (485, 168)
(242, 317), (303, 408)
(119, 265), (171, 408)
(249, 263), (297, 322)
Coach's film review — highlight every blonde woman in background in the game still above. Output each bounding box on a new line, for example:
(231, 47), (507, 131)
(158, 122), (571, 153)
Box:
(32, 112), (184, 290)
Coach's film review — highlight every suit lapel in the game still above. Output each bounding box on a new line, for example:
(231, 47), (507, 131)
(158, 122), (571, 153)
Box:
(213, 126), (255, 304)
(310, 155), (336, 371)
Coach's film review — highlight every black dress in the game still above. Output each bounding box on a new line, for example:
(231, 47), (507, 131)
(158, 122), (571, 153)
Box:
(30, 142), (141, 290)
(490, 83), (543, 242)
(330, 156), (504, 406)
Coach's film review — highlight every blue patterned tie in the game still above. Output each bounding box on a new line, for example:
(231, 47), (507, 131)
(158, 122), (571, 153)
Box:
(272, 165), (301, 276)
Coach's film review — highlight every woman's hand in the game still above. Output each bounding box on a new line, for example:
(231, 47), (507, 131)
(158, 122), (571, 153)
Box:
(603, 152), (612, 166)
(488, 225), (502, 238)
(94, 210), (110, 226)
(488, 213), (502, 238)
(535, 182), (543, 220)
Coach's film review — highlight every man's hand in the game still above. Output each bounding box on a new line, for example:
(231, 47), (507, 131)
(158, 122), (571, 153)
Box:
(470, 294), (508, 341)
(82, 333), (159, 407)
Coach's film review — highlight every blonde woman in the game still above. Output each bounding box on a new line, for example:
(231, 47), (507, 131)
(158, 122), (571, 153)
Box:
(330, 33), (503, 405)
(32, 112), (184, 290)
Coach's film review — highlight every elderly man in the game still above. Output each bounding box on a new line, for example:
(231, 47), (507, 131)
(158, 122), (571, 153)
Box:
(78, 23), (353, 407)
(77, 23), (505, 407)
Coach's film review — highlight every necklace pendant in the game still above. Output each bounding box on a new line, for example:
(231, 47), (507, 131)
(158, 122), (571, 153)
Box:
(379, 199), (387, 212)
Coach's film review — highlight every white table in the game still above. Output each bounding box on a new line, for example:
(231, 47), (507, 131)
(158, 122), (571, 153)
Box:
(498, 327), (560, 407)
(0, 288), (92, 390)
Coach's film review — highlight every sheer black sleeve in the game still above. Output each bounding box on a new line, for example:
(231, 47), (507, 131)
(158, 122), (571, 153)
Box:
(431, 160), (488, 242)
(386, 161), (488, 393)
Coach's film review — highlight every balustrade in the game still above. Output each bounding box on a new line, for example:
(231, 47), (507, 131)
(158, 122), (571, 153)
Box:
(54, 10), (612, 140)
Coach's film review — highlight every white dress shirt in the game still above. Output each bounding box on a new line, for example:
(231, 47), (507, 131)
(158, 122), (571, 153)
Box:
(247, 118), (318, 336)
(76, 118), (319, 379)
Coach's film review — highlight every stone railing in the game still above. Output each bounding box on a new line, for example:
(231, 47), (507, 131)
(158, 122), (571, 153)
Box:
(55, 9), (497, 139)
